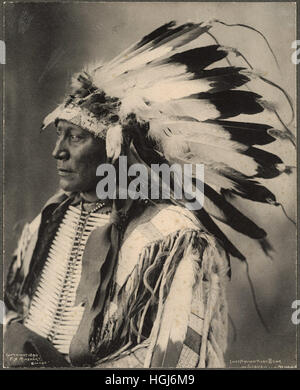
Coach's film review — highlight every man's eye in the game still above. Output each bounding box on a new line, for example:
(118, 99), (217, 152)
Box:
(70, 134), (83, 142)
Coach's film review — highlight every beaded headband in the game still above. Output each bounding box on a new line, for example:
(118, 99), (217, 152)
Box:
(41, 72), (121, 139)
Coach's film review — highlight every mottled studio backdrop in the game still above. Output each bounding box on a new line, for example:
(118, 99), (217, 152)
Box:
(3, 2), (297, 367)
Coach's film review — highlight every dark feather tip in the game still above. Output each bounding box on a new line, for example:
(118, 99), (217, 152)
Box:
(195, 91), (264, 119)
(282, 166), (295, 175)
(206, 119), (276, 146)
(166, 45), (227, 72)
(258, 238), (274, 259)
(137, 21), (176, 49)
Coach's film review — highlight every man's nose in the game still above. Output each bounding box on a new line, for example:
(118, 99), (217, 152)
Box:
(52, 137), (69, 160)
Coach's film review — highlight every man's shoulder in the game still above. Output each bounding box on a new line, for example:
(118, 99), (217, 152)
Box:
(124, 201), (202, 244)
(24, 190), (67, 232)
(116, 202), (221, 291)
(116, 203), (203, 285)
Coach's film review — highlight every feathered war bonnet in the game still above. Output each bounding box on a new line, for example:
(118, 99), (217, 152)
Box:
(41, 20), (295, 264)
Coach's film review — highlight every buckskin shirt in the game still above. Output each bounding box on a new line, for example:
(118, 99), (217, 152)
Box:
(4, 191), (229, 368)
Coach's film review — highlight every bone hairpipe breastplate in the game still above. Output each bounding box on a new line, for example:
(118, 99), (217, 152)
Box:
(24, 205), (110, 355)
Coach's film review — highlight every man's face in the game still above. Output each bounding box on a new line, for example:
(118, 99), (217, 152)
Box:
(53, 120), (106, 194)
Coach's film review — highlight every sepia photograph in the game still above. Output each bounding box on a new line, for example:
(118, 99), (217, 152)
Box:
(1, 1), (298, 369)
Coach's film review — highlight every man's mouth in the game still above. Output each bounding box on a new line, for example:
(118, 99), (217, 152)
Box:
(57, 168), (75, 177)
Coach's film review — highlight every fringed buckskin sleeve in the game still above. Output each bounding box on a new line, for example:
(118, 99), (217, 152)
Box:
(4, 191), (69, 329)
(4, 216), (41, 325)
(94, 204), (229, 368)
